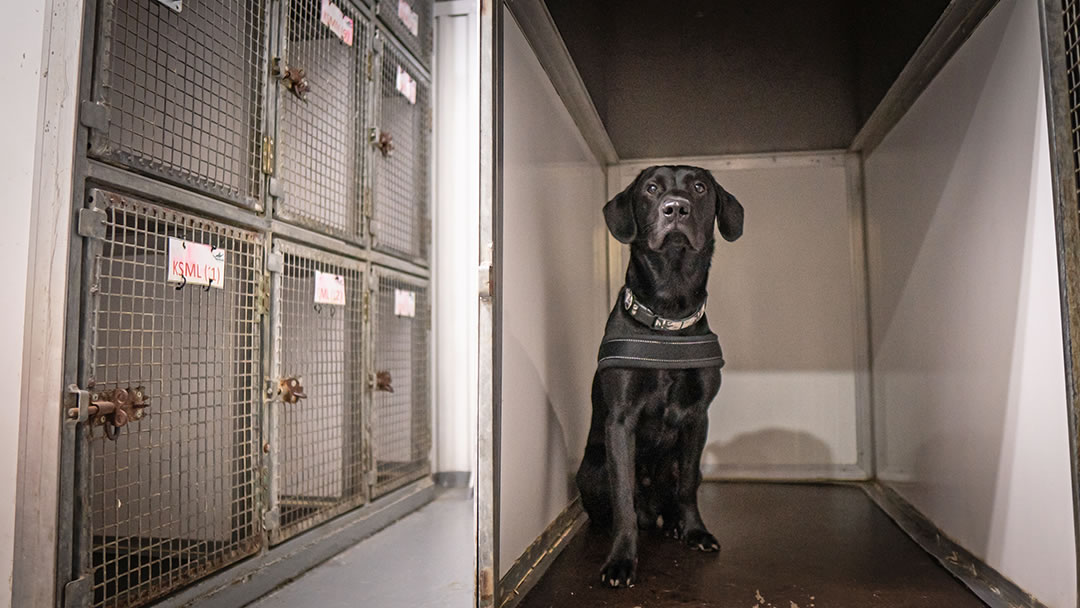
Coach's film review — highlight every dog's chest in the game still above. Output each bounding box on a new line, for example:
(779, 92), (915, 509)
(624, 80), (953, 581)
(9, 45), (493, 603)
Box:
(636, 370), (717, 447)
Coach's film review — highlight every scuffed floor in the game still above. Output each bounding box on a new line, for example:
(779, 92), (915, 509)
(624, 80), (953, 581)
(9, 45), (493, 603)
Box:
(249, 488), (473, 608)
(517, 483), (986, 608)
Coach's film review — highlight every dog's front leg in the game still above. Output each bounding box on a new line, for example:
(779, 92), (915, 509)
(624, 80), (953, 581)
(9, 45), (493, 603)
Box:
(675, 412), (720, 552)
(601, 406), (638, 587)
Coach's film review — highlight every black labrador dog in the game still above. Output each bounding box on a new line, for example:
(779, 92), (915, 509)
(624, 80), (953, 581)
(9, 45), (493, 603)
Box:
(575, 165), (743, 587)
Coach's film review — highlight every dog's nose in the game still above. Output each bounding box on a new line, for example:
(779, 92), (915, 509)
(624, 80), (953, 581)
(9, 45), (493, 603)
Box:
(661, 198), (691, 219)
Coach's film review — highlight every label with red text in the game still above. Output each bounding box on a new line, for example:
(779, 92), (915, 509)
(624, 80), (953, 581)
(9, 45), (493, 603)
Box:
(167, 238), (225, 288)
(314, 271), (347, 306)
(395, 65), (417, 104)
(397, 0), (419, 37)
(321, 0), (354, 46)
(394, 289), (416, 317)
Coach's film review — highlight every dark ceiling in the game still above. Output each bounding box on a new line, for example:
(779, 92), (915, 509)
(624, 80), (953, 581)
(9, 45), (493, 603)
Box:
(543, 0), (949, 159)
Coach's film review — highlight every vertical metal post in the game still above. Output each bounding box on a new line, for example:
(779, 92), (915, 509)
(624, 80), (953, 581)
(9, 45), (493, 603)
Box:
(476, 0), (501, 605)
(1038, 1), (1080, 605)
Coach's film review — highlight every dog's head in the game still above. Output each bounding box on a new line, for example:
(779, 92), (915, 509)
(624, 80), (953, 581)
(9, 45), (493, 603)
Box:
(603, 165), (743, 252)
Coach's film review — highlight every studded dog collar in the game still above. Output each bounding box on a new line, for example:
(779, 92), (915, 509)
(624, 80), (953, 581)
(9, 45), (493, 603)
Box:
(622, 287), (706, 331)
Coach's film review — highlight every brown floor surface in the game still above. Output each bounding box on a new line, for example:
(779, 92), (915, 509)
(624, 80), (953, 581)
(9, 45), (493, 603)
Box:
(516, 483), (986, 608)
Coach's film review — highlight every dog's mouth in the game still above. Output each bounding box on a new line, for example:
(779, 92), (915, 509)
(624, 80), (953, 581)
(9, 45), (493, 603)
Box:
(647, 228), (704, 252)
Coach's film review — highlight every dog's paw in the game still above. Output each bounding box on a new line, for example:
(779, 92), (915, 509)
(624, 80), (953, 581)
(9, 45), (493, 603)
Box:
(662, 518), (684, 540)
(684, 529), (721, 552)
(599, 557), (636, 588)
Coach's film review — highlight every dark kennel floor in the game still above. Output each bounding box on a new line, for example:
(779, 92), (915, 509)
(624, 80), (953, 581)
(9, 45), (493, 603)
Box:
(517, 483), (986, 608)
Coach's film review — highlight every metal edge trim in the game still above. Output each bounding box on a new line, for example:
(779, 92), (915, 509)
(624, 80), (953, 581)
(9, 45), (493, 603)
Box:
(702, 464), (870, 482)
(861, 481), (1049, 608)
(504, 0), (618, 166)
(849, 0), (1002, 155)
(497, 497), (586, 608)
(845, 152), (875, 478)
(615, 149), (849, 173)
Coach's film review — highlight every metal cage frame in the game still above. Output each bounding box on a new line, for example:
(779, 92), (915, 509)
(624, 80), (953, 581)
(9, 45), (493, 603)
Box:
(59, 1), (437, 606)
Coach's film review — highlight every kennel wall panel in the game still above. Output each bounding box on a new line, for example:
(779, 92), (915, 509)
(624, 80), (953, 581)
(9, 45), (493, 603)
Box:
(864, 0), (1076, 604)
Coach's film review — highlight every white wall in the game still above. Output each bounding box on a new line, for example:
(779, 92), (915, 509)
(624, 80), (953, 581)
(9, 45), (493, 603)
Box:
(499, 10), (609, 575)
(610, 158), (865, 478)
(433, 1), (479, 477)
(0, 2), (47, 601)
(864, 0), (1077, 605)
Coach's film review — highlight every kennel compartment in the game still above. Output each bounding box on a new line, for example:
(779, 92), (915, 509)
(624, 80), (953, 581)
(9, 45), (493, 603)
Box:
(371, 32), (431, 262)
(274, 0), (371, 241)
(269, 240), (367, 543)
(82, 189), (263, 608)
(371, 269), (431, 496)
(377, 0), (433, 69)
(88, 0), (269, 208)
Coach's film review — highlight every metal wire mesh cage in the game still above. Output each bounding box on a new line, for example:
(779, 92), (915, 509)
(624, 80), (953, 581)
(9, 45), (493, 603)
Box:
(1064, 0), (1080, 193)
(371, 270), (430, 497)
(270, 240), (366, 543)
(89, 0), (268, 208)
(275, 0), (371, 240)
(83, 189), (263, 608)
(371, 35), (431, 262)
(376, 0), (433, 69)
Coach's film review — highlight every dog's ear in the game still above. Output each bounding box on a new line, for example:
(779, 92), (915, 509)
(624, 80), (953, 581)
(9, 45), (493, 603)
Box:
(711, 172), (744, 242)
(603, 174), (641, 244)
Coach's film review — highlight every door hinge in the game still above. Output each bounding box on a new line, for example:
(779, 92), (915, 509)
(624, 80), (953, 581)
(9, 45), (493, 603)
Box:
(256, 272), (272, 316)
(262, 136), (275, 175)
(77, 207), (108, 240)
(362, 289), (371, 323)
(366, 50), (375, 81)
(79, 100), (108, 132)
(63, 575), (92, 608)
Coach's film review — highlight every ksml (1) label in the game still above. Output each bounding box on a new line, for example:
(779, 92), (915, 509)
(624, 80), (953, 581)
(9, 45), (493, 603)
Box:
(167, 238), (225, 288)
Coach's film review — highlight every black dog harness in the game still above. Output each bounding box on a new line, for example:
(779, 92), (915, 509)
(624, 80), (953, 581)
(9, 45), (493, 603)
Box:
(597, 288), (726, 370)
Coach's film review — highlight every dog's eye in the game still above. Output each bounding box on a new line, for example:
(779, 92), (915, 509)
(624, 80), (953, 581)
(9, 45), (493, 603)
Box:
(646, 184), (658, 194)
(694, 182), (706, 193)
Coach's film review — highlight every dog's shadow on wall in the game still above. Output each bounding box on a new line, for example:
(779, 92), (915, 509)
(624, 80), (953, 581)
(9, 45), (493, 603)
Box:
(703, 429), (834, 468)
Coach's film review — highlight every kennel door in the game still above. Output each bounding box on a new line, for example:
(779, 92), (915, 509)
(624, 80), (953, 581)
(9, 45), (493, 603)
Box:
(273, 0), (371, 242)
(370, 32), (432, 263)
(71, 189), (264, 608)
(370, 269), (431, 496)
(267, 240), (367, 543)
(87, 0), (269, 208)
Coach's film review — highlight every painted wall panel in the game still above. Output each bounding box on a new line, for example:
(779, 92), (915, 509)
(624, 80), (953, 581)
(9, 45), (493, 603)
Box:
(433, 6), (479, 476)
(499, 11), (609, 574)
(864, 0), (1077, 605)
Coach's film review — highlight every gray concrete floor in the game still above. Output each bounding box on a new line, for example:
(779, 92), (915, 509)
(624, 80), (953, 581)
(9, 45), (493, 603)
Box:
(249, 488), (474, 608)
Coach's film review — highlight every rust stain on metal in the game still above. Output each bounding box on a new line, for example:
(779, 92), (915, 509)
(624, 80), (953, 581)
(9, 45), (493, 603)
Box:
(279, 376), (307, 403)
(480, 567), (495, 601)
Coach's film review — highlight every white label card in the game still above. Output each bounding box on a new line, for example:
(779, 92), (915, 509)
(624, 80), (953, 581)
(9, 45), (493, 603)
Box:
(320, 0), (354, 46)
(394, 289), (416, 317)
(314, 271), (347, 306)
(397, 0), (420, 37)
(395, 65), (417, 104)
(167, 238), (225, 288)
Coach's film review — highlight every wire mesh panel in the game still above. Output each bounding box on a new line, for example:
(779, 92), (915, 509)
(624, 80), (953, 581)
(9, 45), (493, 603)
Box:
(270, 240), (366, 543)
(1064, 0), (1080, 199)
(371, 36), (431, 261)
(376, 0), (432, 69)
(371, 271), (430, 496)
(275, 0), (370, 240)
(84, 189), (263, 608)
(90, 0), (267, 208)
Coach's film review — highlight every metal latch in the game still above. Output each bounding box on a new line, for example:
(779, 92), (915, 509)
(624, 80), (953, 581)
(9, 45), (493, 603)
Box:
(67, 386), (150, 440)
(273, 57), (310, 101)
(279, 377), (307, 404)
(371, 129), (394, 158)
(372, 371), (394, 393)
